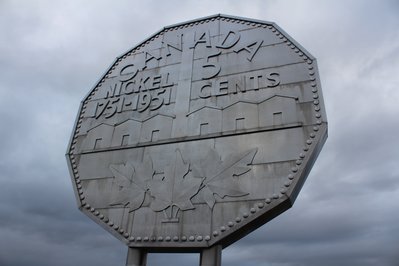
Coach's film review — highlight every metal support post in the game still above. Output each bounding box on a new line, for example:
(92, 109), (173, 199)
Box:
(126, 248), (147, 266)
(200, 245), (222, 266)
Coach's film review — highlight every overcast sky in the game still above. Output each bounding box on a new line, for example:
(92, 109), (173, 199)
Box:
(0, 0), (398, 265)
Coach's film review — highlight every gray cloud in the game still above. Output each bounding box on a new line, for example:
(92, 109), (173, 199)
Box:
(0, 0), (398, 265)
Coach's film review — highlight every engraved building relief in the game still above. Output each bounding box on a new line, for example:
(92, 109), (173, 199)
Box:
(258, 95), (299, 127)
(81, 114), (175, 151)
(111, 119), (141, 147)
(186, 106), (222, 136)
(222, 101), (258, 131)
(140, 114), (174, 142)
(81, 94), (302, 152)
(82, 123), (114, 150)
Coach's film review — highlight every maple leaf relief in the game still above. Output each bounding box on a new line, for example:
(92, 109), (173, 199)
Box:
(109, 158), (154, 212)
(192, 148), (257, 209)
(108, 148), (256, 218)
(149, 149), (203, 216)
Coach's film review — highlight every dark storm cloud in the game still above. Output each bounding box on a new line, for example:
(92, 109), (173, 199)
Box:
(0, 0), (398, 266)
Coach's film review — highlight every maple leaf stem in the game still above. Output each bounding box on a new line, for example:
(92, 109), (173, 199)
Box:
(205, 150), (255, 185)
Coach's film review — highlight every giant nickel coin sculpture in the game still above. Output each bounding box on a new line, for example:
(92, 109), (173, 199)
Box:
(67, 14), (327, 266)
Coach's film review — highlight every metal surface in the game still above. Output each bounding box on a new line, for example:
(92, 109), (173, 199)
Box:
(200, 245), (222, 266)
(126, 248), (147, 266)
(66, 14), (327, 254)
